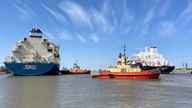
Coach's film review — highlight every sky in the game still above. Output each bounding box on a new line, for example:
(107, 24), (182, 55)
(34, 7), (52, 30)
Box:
(0, 0), (192, 69)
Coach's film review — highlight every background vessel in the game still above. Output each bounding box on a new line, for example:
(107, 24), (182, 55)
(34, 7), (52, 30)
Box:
(134, 47), (175, 74)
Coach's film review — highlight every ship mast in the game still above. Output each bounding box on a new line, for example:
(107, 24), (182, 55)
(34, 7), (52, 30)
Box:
(123, 45), (126, 57)
(123, 45), (127, 65)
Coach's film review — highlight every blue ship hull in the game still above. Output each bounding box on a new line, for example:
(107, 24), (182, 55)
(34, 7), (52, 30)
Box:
(4, 62), (60, 75)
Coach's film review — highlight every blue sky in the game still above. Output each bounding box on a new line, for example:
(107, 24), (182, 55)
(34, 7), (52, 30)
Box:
(0, 0), (191, 69)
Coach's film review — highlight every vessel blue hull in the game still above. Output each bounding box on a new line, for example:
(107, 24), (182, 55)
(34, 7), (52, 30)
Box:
(4, 62), (59, 75)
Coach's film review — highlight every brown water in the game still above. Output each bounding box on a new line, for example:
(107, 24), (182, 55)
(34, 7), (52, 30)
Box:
(0, 73), (192, 108)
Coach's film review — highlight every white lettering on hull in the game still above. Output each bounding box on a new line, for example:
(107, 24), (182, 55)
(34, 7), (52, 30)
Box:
(23, 65), (37, 70)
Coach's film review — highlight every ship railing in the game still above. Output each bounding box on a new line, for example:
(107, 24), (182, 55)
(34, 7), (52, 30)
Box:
(4, 56), (59, 64)
(90, 70), (101, 76)
(148, 68), (160, 73)
(4, 60), (57, 64)
(4, 56), (15, 63)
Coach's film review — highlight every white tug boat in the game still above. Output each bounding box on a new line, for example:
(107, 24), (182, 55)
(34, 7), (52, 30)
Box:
(134, 47), (175, 74)
(4, 28), (60, 75)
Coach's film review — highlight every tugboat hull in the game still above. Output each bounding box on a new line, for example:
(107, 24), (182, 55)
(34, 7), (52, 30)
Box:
(92, 70), (160, 80)
(61, 70), (90, 74)
(92, 73), (160, 79)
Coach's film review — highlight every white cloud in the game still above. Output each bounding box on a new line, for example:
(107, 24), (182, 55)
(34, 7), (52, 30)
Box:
(77, 35), (86, 42)
(110, 0), (134, 36)
(57, 0), (135, 40)
(54, 1), (135, 42)
(155, 0), (172, 16)
(14, 5), (29, 17)
(91, 9), (109, 32)
(92, 1), (113, 32)
(159, 21), (175, 37)
(44, 31), (57, 41)
(155, 1), (192, 38)
(91, 1), (133, 35)
(139, 24), (149, 37)
(136, 0), (173, 37)
(90, 33), (99, 43)
(58, 30), (71, 40)
(13, 0), (34, 20)
(42, 4), (67, 22)
(179, 1), (192, 26)
(120, 8), (134, 25)
(143, 10), (154, 24)
(59, 1), (92, 28)
(138, 9), (155, 36)
(180, 1), (192, 18)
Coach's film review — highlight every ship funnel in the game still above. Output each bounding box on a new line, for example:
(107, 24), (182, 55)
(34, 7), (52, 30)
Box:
(29, 28), (42, 38)
(150, 47), (158, 54)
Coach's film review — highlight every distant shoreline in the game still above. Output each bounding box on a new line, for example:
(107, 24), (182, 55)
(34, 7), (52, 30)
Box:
(173, 69), (192, 74)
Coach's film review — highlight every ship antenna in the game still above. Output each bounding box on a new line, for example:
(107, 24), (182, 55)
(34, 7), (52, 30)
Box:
(123, 45), (126, 56)
(123, 45), (127, 65)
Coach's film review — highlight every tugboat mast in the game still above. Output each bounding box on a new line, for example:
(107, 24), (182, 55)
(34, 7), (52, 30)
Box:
(123, 45), (126, 57)
(123, 45), (127, 65)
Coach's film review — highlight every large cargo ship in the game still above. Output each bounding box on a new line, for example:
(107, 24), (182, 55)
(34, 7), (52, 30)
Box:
(134, 47), (175, 74)
(4, 28), (60, 75)
(92, 46), (160, 79)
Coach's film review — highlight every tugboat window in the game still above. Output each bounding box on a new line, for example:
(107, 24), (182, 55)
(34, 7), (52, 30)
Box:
(44, 39), (47, 42)
(24, 38), (27, 41)
(48, 49), (52, 52)
(47, 43), (50, 46)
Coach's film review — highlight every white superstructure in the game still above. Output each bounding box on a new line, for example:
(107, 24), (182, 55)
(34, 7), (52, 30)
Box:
(134, 47), (172, 66)
(5, 28), (60, 64)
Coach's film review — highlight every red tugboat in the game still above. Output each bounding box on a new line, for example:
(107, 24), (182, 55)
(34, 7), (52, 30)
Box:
(92, 46), (160, 79)
(59, 66), (70, 74)
(60, 61), (90, 74)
